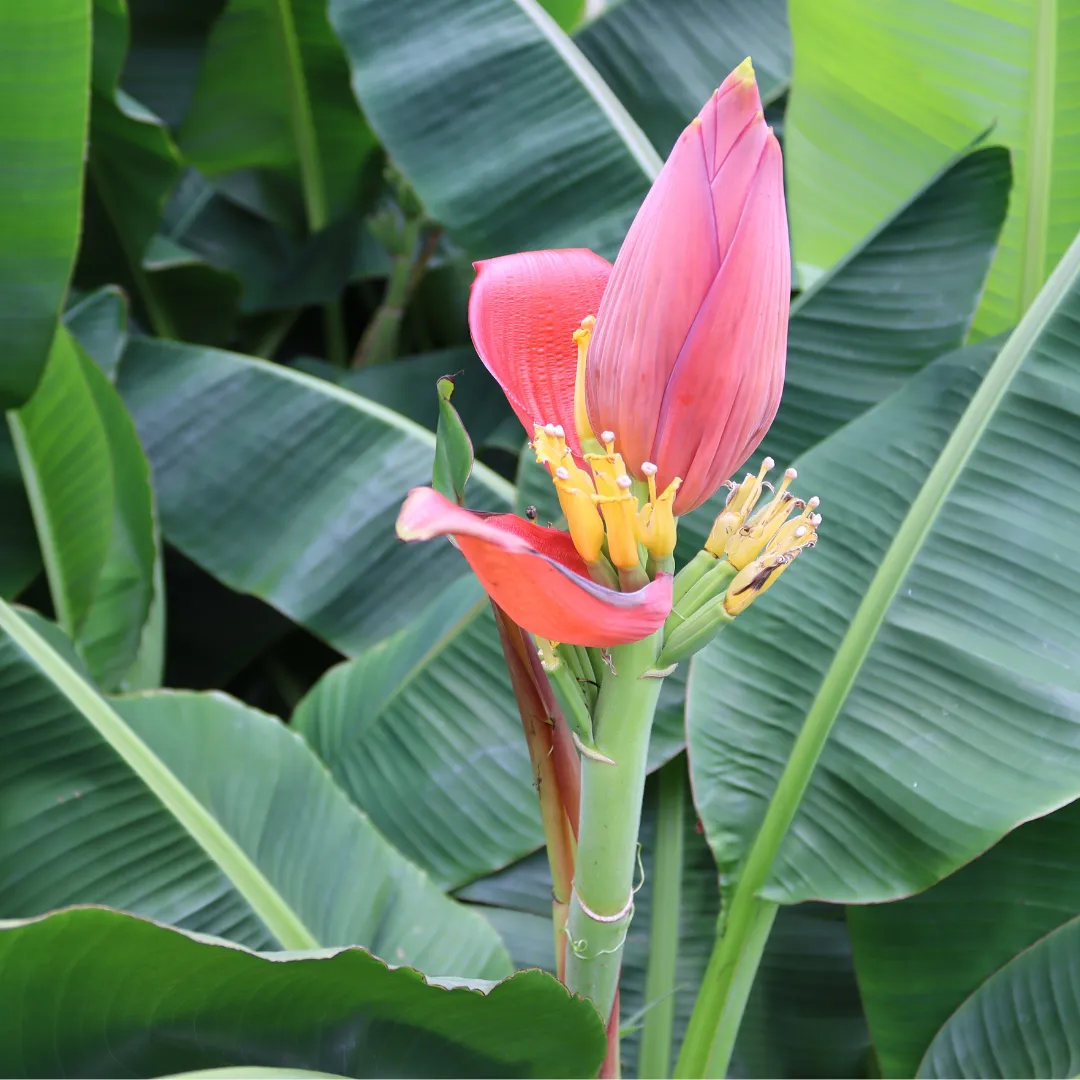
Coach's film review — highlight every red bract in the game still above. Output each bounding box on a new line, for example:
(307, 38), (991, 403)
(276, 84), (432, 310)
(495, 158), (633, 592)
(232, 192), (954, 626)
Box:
(396, 487), (672, 647)
(469, 248), (611, 460)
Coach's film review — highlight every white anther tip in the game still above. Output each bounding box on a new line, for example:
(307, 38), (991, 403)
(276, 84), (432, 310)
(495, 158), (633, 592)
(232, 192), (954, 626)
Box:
(641, 461), (658, 476)
(794, 526), (807, 538)
(555, 466), (570, 480)
(616, 474), (633, 490)
(762, 456), (775, 470)
(807, 496), (820, 508)
(544, 423), (557, 436)
(553, 424), (565, 438)
(785, 467), (798, 480)
(811, 513), (822, 526)
(601, 430), (615, 444)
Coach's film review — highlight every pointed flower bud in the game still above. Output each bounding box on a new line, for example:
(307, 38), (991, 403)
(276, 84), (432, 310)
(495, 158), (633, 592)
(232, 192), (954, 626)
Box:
(585, 59), (790, 515)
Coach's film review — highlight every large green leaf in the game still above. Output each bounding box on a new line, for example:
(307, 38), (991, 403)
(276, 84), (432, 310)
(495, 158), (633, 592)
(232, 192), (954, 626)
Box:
(575, 0), (790, 155)
(295, 578), (538, 889)
(299, 348), (514, 447)
(0, 0), (90, 409)
(0, 599), (509, 977)
(117, 337), (514, 654)
(918, 914), (1080, 1079)
(688, 225), (1080, 906)
(8, 331), (114, 637)
(0, 908), (603, 1078)
(849, 800), (1080, 1078)
(785, 0), (1080, 336)
(9, 327), (162, 690)
(179, 0), (380, 228)
(329, 0), (661, 259)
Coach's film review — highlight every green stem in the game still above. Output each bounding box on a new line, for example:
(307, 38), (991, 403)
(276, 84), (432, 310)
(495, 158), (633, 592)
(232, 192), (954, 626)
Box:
(639, 756), (686, 1079)
(564, 632), (663, 1028)
(351, 217), (422, 368)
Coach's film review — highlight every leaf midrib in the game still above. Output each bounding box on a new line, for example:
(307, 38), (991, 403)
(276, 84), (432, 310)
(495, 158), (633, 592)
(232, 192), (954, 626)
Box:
(762, 226), (1080, 885)
(0, 599), (320, 951)
(514, 0), (662, 181)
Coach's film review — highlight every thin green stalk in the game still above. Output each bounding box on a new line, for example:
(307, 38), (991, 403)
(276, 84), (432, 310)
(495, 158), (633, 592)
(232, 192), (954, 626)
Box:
(639, 756), (686, 1079)
(565, 632), (663, 1028)
(677, 212), (1080, 1080)
(352, 217), (421, 368)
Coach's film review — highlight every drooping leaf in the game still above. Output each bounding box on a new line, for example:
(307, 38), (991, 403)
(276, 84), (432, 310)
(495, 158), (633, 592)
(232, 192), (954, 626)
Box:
(294, 577), (539, 889)
(8, 331), (115, 638)
(687, 226), (1080, 904)
(0, 600), (509, 977)
(329, 0), (662, 259)
(0, 908), (603, 1078)
(297, 348), (514, 443)
(179, 0), (381, 231)
(785, 0), (1080, 335)
(0, 0), (90, 408)
(118, 337), (515, 654)
(575, 0), (790, 155)
(850, 800), (1080, 1078)
(9, 327), (162, 690)
(918, 915), (1080, 1079)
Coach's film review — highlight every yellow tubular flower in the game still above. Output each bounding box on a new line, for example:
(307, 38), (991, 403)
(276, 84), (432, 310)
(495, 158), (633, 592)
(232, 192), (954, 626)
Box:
(533, 423), (605, 563)
(588, 437), (642, 571)
(636, 461), (681, 561)
(572, 315), (601, 453)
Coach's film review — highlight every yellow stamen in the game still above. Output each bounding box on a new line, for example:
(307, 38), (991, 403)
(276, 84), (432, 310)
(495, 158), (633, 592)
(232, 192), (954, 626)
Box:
(572, 316), (601, 454)
(725, 467), (800, 570)
(588, 450), (642, 571)
(705, 457), (774, 556)
(532, 424), (605, 564)
(637, 475), (681, 561)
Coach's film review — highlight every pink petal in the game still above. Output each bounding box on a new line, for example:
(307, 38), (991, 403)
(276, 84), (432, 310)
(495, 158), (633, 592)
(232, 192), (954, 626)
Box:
(585, 69), (767, 485)
(397, 487), (671, 647)
(469, 250), (611, 456)
(653, 133), (790, 512)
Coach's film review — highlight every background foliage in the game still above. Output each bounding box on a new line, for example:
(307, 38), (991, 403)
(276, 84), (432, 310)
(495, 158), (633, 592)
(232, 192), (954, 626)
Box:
(2, 0), (1079, 1077)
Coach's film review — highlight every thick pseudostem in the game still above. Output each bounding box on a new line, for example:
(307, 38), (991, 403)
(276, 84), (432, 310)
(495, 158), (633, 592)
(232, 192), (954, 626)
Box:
(564, 631), (664, 1024)
(490, 603), (580, 980)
